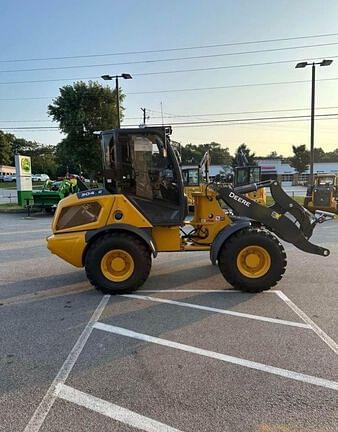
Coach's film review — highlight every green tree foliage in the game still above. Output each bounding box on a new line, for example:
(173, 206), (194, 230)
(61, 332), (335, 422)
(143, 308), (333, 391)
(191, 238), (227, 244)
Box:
(181, 142), (231, 165)
(0, 131), (12, 165)
(290, 145), (309, 174)
(313, 147), (338, 162)
(48, 81), (123, 177)
(0, 130), (57, 177)
(232, 143), (256, 168)
(265, 150), (284, 159)
(28, 145), (57, 178)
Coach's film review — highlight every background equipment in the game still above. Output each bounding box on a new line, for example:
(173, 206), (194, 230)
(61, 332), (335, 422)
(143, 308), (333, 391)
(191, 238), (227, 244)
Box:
(33, 176), (88, 213)
(182, 150), (210, 211)
(233, 149), (267, 205)
(304, 173), (338, 214)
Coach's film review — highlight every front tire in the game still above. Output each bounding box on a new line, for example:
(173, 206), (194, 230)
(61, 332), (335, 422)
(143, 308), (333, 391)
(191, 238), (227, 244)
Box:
(85, 233), (151, 294)
(218, 228), (286, 292)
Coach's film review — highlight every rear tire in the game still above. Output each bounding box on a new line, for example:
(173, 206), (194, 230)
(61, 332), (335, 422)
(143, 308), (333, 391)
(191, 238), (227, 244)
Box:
(85, 233), (151, 294)
(218, 228), (286, 292)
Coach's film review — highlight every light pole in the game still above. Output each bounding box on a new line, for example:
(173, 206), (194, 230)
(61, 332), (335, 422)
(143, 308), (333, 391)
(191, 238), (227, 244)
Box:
(101, 73), (132, 128)
(295, 59), (333, 186)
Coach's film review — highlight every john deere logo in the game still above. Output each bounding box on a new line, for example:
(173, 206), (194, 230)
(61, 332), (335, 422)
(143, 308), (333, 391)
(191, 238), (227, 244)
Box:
(21, 157), (31, 173)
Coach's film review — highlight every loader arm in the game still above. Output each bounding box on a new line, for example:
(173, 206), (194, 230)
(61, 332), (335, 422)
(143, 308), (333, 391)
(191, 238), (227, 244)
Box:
(216, 181), (330, 257)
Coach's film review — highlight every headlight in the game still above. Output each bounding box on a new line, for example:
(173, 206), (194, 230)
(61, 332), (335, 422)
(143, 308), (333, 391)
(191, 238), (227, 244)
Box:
(56, 202), (101, 230)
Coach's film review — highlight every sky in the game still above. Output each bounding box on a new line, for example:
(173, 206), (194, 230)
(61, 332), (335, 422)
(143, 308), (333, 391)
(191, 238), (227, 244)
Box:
(1, 0), (338, 156)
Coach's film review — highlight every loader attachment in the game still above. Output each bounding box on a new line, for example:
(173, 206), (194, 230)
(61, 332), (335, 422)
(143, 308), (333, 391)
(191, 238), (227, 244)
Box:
(216, 181), (330, 257)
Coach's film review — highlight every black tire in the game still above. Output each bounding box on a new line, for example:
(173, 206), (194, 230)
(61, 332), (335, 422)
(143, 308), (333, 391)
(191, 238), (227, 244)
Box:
(218, 228), (286, 293)
(85, 232), (151, 294)
(45, 206), (55, 214)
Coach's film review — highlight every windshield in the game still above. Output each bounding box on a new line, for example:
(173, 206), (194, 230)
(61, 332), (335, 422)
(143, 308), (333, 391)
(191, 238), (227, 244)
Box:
(249, 167), (261, 183)
(317, 176), (335, 186)
(183, 168), (200, 186)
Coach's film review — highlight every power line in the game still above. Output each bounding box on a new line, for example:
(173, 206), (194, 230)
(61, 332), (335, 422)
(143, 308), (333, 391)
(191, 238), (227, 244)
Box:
(170, 116), (338, 128)
(4, 117), (338, 131)
(1, 55), (338, 86)
(2, 32), (338, 63)
(127, 77), (338, 95)
(2, 106), (338, 123)
(0, 77), (337, 101)
(2, 113), (338, 130)
(139, 113), (338, 126)
(146, 105), (338, 118)
(1, 42), (338, 74)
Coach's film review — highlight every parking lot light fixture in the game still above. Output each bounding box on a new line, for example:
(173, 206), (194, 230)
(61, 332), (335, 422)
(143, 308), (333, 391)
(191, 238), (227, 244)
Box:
(101, 73), (133, 127)
(320, 59), (333, 67)
(295, 59), (333, 186)
(295, 62), (308, 68)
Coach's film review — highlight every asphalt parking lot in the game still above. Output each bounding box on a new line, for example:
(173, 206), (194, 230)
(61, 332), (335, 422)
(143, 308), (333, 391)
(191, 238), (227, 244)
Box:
(0, 213), (337, 432)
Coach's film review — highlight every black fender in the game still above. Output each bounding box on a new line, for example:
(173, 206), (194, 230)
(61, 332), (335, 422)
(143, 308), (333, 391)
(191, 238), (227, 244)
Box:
(84, 224), (157, 260)
(210, 220), (251, 265)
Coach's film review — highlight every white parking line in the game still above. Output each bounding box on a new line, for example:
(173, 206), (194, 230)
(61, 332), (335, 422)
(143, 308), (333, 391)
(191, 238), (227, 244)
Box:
(23, 295), (110, 432)
(122, 294), (310, 329)
(94, 322), (338, 391)
(276, 291), (338, 355)
(57, 384), (184, 432)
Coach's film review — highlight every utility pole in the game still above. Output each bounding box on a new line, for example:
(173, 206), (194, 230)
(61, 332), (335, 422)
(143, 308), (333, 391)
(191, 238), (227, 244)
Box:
(310, 63), (315, 186)
(115, 76), (120, 128)
(141, 108), (147, 125)
(160, 102), (164, 125)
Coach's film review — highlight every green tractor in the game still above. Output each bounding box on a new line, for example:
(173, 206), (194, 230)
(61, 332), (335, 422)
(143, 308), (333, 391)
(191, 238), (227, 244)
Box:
(32, 177), (88, 213)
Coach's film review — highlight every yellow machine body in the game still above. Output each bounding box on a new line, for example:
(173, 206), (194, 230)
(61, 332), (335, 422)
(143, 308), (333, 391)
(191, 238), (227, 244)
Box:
(184, 185), (201, 208)
(247, 187), (266, 206)
(47, 185), (232, 267)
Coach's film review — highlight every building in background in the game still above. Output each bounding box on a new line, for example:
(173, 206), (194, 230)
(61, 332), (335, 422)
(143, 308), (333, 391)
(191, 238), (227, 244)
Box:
(256, 159), (338, 186)
(187, 160), (338, 187)
(0, 165), (16, 181)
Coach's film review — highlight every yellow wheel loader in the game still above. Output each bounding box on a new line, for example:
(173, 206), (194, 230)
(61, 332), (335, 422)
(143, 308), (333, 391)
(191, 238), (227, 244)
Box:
(304, 173), (338, 214)
(47, 126), (331, 295)
(233, 148), (267, 206)
(182, 150), (210, 211)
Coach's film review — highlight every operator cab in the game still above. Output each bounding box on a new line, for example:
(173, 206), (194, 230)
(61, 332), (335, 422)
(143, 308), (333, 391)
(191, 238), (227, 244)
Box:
(182, 166), (200, 187)
(234, 166), (261, 187)
(101, 127), (186, 226)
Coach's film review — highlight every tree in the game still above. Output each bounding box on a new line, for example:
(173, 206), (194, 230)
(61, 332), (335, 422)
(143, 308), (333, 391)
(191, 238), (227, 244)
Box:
(29, 145), (57, 178)
(48, 80), (124, 177)
(265, 150), (284, 159)
(232, 143), (256, 168)
(0, 131), (12, 165)
(290, 145), (309, 174)
(313, 147), (325, 163)
(181, 142), (231, 165)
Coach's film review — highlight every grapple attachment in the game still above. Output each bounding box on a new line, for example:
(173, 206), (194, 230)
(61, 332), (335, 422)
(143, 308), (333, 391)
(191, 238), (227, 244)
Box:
(216, 181), (330, 257)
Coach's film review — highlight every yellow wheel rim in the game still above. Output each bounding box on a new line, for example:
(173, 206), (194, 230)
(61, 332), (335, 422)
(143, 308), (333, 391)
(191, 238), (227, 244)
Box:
(100, 249), (135, 282)
(236, 245), (271, 279)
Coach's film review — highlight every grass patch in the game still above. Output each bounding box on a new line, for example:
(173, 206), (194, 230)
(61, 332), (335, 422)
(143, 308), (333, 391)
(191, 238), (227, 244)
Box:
(266, 195), (305, 206)
(0, 182), (45, 190)
(0, 203), (41, 214)
(0, 203), (24, 213)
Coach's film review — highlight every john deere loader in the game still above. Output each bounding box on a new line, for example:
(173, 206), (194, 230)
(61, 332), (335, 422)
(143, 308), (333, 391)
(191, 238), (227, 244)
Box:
(47, 126), (332, 294)
(304, 173), (338, 214)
